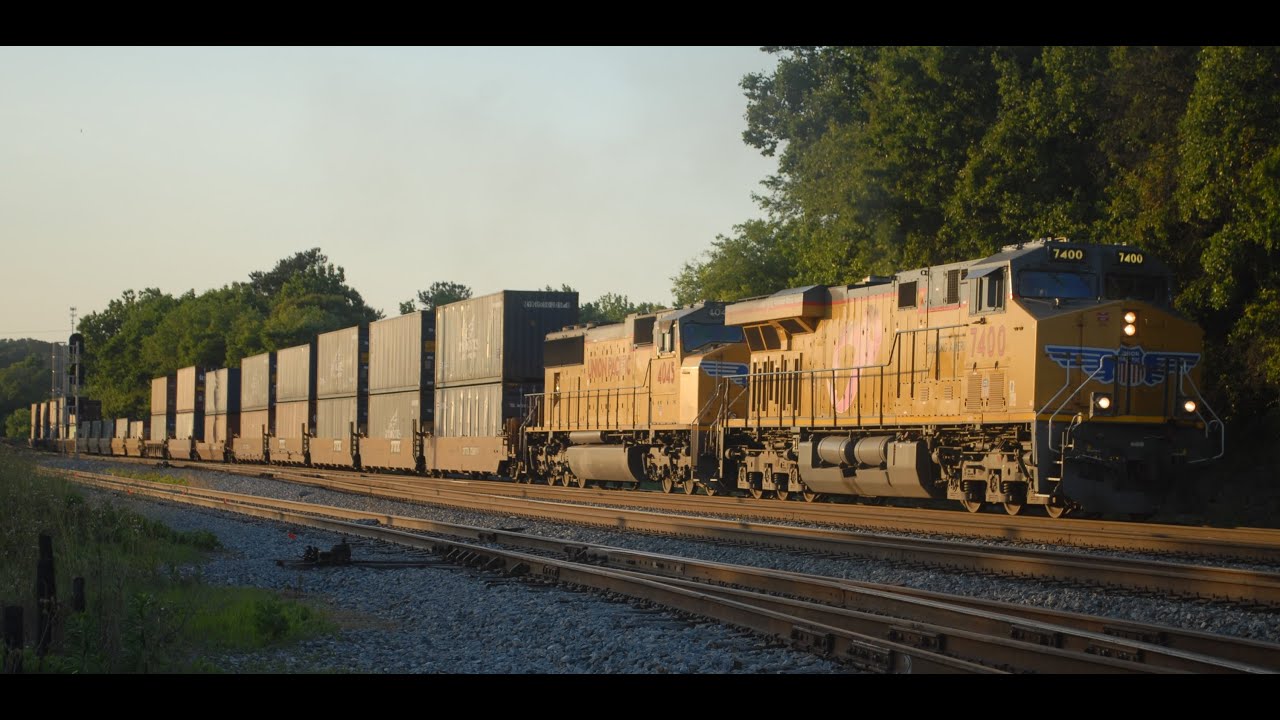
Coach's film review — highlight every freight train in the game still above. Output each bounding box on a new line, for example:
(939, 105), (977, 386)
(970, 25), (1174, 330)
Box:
(32, 238), (1224, 518)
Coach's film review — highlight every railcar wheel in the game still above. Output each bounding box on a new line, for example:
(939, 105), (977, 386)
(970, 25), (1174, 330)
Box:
(959, 498), (983, 513)
(775, 488), (789, 501)
(1045, 504), (1071, 519)
(683, 480), (697, 495)
(703, 483), (720, 497)
(748, 487), (763, 500)
(573, 473), (587, 489)
(660, 476), (675, 494)
(802, 489), (819, 503)
(1003, 501), (1023, 516)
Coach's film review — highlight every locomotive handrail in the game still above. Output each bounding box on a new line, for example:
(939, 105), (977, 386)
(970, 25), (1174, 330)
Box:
(1179, 364), (1226, 463)
(721, 323), (970, 426)
(1043, 352), (1115, 453)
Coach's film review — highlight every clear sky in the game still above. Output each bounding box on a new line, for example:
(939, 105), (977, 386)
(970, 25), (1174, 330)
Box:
(0, 46), (779, 342)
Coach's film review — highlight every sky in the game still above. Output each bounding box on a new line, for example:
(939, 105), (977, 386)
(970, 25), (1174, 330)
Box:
(0, 46), (780, 343)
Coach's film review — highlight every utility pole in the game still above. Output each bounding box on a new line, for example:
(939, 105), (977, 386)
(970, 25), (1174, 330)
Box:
(70, 307), (79, 458)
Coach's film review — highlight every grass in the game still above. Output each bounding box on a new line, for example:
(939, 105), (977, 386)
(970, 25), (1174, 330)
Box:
(0, 445), (334, 673)
(106, 467), (197, 487)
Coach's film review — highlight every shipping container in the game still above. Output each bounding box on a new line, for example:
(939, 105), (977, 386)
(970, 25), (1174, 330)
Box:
(276, 342), (315, 404)
(240, 352), (275, 411)
(175, 366), (206, 413)
(203, 413), (238, 445)
(150, 413), (172, 442)
(434, 382), (541, 438)
(275, 400), (311, 439)
(29, 403), (38, 441)
(317, 324), (367, 399)
(315, 396), (361, 441)
(238, 409), (271, 440)
(369, 312), (432, 394)
(368, 389), (431, 439)
(204, 367), (240, 416)
(151, 375), (177, 416)
(435, 290), (577, 387)
(115, 418), (129, 437)
(130, 420), (145, 439)
(175, 411), (201, 441)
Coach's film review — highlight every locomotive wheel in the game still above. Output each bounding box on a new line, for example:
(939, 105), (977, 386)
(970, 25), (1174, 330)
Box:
(1003, 501), (1023, 516)
(1045, 504), (1071, 519)
(959, 498), (983, 513)
(660, 476), (675, 494)
(703, 482), (720, 497)
(683, 479), (697, 495)
(748, 487), (763, 500)
(775, 488), (789, 501)
(801, 489), (819, 503)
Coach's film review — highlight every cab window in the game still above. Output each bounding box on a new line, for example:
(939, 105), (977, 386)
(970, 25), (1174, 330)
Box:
(1018, 271), (1097, 300)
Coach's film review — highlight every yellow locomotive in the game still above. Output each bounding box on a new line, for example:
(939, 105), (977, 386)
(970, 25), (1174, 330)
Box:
(521, 302), (750, 493)
(709, 238), (1223, 516)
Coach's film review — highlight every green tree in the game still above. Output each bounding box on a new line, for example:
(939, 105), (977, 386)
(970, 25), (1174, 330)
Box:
(404, 281), (473, 313)
(4, 406), (30, 439)
(260, 263), (382, 350)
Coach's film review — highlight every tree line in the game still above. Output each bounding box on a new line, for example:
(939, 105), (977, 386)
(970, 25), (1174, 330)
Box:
(672, 46), (1280, 431)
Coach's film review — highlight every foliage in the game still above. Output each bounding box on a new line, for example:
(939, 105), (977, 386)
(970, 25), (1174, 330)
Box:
(75, 250), (380, 418)
(5, 406), (30, 439)
(401, 281), (473, 314)
(543, 285), (660, 324)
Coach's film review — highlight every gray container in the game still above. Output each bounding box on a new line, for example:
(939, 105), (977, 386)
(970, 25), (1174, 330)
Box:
(204, 368), (241, 416)
(435, 290), (578, 388)
(240, 352), (275, 411)
(368, 390), (430, 439)
(150, 413), (169, 441)
(150, 375), (176, 416)
(115, 418), (129, 437)
(317, 324), (367, 399)
(276, 343), (315, 404)
(175, 411), (201, 441)
(316, 396), (360, 440)
(275, 400), (311, 439)
(176, 366), (206, 413)
(369, 312), (433, 394)
(434, 382), (541, 438)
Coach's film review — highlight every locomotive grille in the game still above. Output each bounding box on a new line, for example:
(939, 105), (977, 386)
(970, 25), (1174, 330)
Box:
(965, 373), (984, 412)
(988, 371), (1006, 412)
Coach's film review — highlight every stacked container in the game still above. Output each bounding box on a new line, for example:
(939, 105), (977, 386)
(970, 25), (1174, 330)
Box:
(149, 374), (176, 457)
(198, 367), (240, 461)
(126, 419), (147, 457)
(113, 417), (129, 456)
(362, 311), (433, 470)
(29, 402), (39, 446)
(235, 351), (275, 462)
(431, 290), (577, 473)
(167, 366), (206, 460)
(312, 324), (368, 468)
(273, 342), (315, 464)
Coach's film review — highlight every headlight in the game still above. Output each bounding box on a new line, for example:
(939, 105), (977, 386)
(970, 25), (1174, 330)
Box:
(1182, 399), (1197, 414)
(1091, 392), (1114, 416)
(1123, 323), (1137, 337)
(1123, 310), (1138, 324)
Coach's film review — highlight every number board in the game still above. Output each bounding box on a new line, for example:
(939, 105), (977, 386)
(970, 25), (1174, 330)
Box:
(1116, 250), (1145, 265)
(1048, 246), (1087, 263)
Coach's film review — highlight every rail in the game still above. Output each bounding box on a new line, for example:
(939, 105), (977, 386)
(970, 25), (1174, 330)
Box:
(714, 323), (971, 429)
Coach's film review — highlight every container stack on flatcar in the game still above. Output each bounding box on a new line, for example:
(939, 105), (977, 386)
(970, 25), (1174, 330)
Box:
(167, 367), (206, 461)
(198, 367), (240, 462)
(363, 311), (432, 471)
(312, 325), (368, 468)
(273, 343), (315, 465)
(148, 375), (176, 458)
(126, 419), (146, 457)
(112, 418), (129, 456)
(234, 351), (275, 463)
(432, 290), (577, 476)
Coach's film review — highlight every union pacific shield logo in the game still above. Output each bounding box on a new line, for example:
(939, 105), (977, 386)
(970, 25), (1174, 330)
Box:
(701, 361), (749, 387)
(1044, 345), (1200, 387)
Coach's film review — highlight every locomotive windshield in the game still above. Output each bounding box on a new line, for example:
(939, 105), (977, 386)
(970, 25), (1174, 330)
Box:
(1105, 273), (1169, 306)
(1017, 270), (1097, 300)
(681, 321), (744, 354)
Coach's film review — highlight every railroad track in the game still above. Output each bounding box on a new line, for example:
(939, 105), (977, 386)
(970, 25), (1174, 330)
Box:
(50, 467), (1280, 674)
(63, 452), (1280, 563)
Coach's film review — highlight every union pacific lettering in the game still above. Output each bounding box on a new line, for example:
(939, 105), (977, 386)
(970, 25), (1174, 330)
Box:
(587, 356), (631, 383)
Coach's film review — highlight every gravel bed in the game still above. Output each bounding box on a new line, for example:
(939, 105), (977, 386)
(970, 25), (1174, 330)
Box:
(39, 455), (1280, 671)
